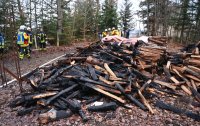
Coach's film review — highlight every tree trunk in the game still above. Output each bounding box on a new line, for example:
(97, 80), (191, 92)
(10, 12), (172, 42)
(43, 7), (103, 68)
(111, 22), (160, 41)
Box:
(147, 0), (150, 36)
(34, 0), (38, 29)
(57, 0), (63, 47)
(29, 0), (32, 28)
(17, 0), (25, 24)
(96, 0), (100, 39)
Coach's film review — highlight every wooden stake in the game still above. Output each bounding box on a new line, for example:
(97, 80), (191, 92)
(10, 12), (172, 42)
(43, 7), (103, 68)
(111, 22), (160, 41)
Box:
(181, 85), (192, 95)
(138, 90), (154, 114)
(104, 63), (117, 78)
(85, 83), (125, 104)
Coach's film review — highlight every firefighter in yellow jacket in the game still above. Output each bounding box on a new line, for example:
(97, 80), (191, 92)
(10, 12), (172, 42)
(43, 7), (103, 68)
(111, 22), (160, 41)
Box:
(102, 29), (108, 38)
(17, 25), (30, 60)
(111, 27), (120, 36)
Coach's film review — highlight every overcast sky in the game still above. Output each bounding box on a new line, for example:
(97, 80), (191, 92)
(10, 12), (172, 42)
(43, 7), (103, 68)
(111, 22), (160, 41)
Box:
(117, 0), (143, 30)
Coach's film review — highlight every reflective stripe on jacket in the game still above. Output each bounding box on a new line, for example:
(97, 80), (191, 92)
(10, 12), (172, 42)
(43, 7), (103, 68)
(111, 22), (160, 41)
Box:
(17, 32), (29, 47)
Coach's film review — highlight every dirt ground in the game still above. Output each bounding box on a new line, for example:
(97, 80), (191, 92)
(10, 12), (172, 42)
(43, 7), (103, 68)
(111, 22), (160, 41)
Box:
(0, 42), (200, 126)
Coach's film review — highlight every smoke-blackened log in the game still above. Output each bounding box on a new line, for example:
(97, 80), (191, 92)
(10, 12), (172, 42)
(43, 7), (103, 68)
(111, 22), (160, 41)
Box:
(45, 84), (78, 105)
(65, 99), (88, 122)
(38, 109), (72, 124)
(88, 102), (118, 112)
(155, 100), (200, 121)
(115, 83), (146, 110)
(17, 106), (38, 116)
(88, 64), (98, 81)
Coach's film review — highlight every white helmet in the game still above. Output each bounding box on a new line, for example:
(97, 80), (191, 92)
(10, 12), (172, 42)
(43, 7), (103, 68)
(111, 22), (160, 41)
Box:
(19, 25), (26, 30)
(112, 27), (115, 30)
(27, 27), (31, 31)
(105, 29), (108, 32)
(108, 28), (111, 31)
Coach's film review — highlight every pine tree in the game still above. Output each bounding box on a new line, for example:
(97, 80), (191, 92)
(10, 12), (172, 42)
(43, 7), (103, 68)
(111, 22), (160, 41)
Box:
(99, 0), (118, 31)
(120, 0), (133, 35)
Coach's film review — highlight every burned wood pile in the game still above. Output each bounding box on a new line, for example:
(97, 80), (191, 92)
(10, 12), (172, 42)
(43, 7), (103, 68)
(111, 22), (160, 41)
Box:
(10, 39), (200, 124)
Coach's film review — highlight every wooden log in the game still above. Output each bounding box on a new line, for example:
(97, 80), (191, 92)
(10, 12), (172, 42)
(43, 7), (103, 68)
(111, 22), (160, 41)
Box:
(32, 92), (57, 99)
(181, 85), (192, 95)
(99, 76), (114, 85)
(88, 64), (98, 81)
(94, 65), (108, 75)
(109, 76), (123, 81)
(188, 65), (200, 73)
(153, 80), (176, 90)
(40, 65), (73, 86)
(87, 102), (118, 112)
(195, 47), (199, 55)
(45, 84), (78, 105)
(188, 59), (200, 66)
(99, 50), (124, 62)
(141, 46), (166, 51)
(17, 106), (38, 116)
(38, 109), (72, 124)
(155, 100), (200, 121)
(139, 51), (161, 57)
(137, 65), (152, 70)
(96, 85), (121, 95)
(64, 99), (88, 122)
(83, 83), (125, 104)
(190, 79), (197, 91)
(190, 87), (200, 103)
(191, 55), (200, 58)
(182, 66), (200, 79)
(138, 90), (154, 114)
(163, 67), (179, 84)
(172, 68), (189, 82)
(138, 59), (145, 70)
(184, 74), (200, 82)
(139, 48), (164, 54)
(115, 83), (146, 110)
(133, 80), (152, 97)
(86, 56), (103, 66)
(80, 77), (115, 89)
(104, 63), (117, 78)
(132, 68), (150, 81)
(148, 38), (165, 45)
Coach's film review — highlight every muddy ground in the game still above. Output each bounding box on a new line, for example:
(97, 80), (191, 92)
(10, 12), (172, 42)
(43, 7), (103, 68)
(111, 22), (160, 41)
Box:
(0, 42), (200, 126)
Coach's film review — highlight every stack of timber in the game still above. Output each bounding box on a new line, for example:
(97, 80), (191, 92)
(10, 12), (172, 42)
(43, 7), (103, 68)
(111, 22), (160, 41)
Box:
(10, 38), (200, 124)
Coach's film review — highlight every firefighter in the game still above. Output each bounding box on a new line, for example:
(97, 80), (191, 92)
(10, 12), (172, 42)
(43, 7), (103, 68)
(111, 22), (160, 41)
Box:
(37, 29), (46, 50)
(0, 32), (5, 54)
(27, 27), (33, 53)
(17, 25), (30, 60)
(111, 27), (120, 36)
(108, 28), (112, 35)
(102, 29), (108, 38)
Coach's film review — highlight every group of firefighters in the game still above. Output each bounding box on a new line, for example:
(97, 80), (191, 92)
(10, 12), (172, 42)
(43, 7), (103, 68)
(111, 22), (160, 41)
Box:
(102, 27), (120, 38)
(0, 25), (47, 60)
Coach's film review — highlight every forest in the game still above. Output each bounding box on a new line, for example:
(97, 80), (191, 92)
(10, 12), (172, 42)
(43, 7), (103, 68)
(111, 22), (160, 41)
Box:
(0, 0), (200, 46)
